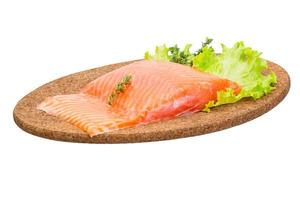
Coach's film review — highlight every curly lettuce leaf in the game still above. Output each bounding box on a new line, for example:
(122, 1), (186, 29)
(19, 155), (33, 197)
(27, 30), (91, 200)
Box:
(144, 44), (170, 61)
(192, 46), (220, 73)
(193, 42), (277, 112)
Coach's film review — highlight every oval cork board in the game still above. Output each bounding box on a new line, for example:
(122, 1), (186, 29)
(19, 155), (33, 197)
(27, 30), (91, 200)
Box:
(13, 60), (290, 143)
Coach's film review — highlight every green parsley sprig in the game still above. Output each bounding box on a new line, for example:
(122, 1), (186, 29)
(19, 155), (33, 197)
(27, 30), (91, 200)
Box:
(194, 37), (214, 55)
(108, 75), (132, 106)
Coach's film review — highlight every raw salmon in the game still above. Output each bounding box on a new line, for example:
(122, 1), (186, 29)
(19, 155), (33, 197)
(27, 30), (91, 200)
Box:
(38, 60), (240, 136)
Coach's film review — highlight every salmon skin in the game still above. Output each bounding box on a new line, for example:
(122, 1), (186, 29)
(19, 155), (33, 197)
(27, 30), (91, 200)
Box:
(38, 60), (240, 136)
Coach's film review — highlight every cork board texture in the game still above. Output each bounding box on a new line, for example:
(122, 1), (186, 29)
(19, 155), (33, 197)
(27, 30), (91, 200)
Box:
(13, 60), (290, 143)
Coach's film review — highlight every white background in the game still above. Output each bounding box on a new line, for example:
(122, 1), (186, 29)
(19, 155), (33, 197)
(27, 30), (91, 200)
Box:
(1, 0), (299, 199)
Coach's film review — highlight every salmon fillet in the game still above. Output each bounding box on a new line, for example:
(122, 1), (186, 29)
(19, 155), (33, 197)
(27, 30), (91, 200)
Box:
(38, 60), (240, 136)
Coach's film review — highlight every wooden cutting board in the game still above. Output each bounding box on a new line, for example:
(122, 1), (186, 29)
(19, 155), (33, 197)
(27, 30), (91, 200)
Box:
(13, 60), (290, 143)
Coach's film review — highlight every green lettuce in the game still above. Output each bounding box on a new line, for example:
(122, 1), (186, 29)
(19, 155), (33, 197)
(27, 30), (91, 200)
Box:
(144, 44), (170, 61)
(193, 42), (277, 112)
